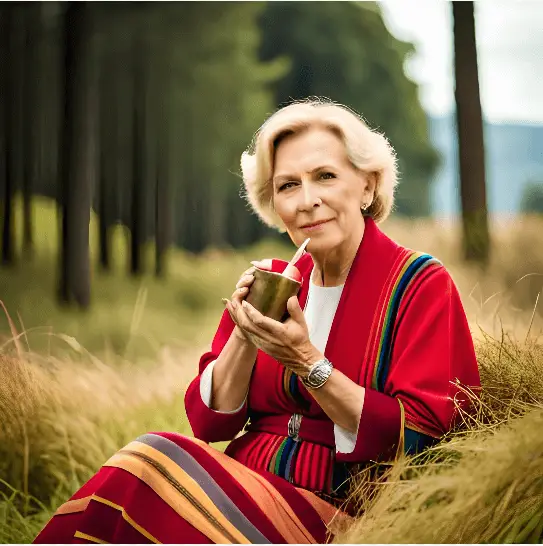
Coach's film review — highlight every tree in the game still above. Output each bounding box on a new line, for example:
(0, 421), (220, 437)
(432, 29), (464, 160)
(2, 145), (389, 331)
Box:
(257, 1), (439, 217)
(58, 2), (97, 308)
(154, 40), (172, 277)
(155, 127), (171, 277)
(168, 2), (284, 252)
(22, 4), (43, 255)
(520, 180), (543, 215)
(452, 1), (490, 266)
(1, 5), (16, 266)
(96, 37), (116, 272)
(129, 30), (148, 276)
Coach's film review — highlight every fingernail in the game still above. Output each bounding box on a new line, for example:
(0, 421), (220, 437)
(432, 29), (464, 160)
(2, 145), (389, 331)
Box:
(221, 298), (228, 306)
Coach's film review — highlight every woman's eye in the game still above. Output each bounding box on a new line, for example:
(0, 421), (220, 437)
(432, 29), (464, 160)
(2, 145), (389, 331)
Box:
(279, 182), (295, 191)
(320, 172), (335, 180)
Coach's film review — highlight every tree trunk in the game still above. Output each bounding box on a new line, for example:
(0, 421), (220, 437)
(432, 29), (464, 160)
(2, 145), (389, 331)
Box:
(59, 2), (96, 308)
(452, 1), (490, 266)
(98, 42), (112, 271)
(182, 104), (206, 254)
(154, 41), (171, 277)
(1, 6), (15, 266)
(129, 33), (146, 276)
(98, 153), (110, 270)
(22, 4), (43, 255)
(155, 132), (171, 277)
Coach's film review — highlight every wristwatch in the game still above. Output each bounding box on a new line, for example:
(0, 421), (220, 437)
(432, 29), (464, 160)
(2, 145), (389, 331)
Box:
(301, 357), (334, 389)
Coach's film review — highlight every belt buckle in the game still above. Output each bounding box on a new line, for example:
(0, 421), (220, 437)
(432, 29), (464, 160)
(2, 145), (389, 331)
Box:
(288, 413), (302, 442)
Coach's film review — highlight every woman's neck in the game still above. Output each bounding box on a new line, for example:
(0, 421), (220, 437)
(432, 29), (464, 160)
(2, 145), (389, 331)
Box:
(310, 220), (365, 287)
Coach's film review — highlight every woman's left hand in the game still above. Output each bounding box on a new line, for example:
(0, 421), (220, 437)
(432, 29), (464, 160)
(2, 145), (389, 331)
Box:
(224, 296), (322, 377)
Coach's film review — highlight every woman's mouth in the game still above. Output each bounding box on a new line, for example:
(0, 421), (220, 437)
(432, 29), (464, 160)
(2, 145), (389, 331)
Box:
(300, 219), (332, 232)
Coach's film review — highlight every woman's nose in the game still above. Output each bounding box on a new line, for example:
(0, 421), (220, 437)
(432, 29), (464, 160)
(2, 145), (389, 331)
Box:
(297, 185), (322, 211)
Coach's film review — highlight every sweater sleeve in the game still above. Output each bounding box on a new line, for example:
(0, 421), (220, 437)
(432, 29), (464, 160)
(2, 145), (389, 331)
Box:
(184, 257), (301, 443)
(334, 423), (359, 454)
(184, 309), (250, 443)
(335, 266), (480, 463)
(199, 360), (247, 413)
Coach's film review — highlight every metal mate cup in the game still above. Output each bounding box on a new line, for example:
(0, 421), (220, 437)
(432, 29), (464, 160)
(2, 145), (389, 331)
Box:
(245, 267), (302, 322)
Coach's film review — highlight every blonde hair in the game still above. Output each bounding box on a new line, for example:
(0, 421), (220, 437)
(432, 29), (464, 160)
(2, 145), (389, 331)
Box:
(241, 98), (399, 232)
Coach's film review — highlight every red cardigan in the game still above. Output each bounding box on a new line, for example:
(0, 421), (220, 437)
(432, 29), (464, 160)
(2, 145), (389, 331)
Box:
(185, 218), (480, 467)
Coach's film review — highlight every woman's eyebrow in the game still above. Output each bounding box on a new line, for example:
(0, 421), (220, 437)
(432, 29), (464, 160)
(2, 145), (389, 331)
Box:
(309, 165), (337, 174)
(273, 165), (337, 183)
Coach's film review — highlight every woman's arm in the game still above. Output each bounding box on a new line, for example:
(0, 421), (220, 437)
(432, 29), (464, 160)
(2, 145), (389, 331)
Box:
(327, 265), (479, 463)
(209, 325), (258, 411)
(287, 343), (365, 435)
(184, 311), (255, 443)
(185, 263), (264, 442)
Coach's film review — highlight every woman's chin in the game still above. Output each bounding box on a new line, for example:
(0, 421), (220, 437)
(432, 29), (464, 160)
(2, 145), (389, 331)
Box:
(305, 234), (340, 255)
(290, 228), (340, 254)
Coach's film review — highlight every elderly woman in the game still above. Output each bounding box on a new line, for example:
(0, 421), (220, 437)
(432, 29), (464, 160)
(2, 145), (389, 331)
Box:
(35, 100), (480, 544)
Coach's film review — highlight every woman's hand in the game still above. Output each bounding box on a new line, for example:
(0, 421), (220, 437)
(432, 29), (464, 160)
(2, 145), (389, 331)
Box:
(223, 260), (272, 343)
(226, 295), (322, 377)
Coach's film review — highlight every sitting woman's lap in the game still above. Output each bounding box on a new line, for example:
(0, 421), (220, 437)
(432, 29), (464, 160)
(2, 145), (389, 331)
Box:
(34, 432), (348, 544)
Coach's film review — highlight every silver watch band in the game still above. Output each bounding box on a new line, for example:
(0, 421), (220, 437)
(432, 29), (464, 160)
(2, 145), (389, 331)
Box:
(301, 357), (333, 389)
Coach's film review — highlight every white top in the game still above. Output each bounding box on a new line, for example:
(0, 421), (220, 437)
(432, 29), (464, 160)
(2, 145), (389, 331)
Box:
(199, 270), (361, 453)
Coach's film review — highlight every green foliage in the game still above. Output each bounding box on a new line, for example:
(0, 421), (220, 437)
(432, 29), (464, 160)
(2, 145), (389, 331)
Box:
(520, 180), (543, 215)
(257, 1), (439, 216)
(159, 2), (287, 251)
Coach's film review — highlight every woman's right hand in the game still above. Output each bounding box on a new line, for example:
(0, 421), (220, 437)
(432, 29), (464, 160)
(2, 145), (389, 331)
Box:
(231, 265), (256, 307)
(224, 260), (272, 342)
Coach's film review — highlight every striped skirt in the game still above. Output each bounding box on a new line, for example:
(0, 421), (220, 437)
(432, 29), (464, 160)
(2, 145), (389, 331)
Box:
(34, 432), (351, 544)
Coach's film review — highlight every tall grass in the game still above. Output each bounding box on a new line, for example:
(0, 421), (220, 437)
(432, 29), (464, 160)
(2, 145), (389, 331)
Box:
(336, 335), (543, 544)
(0, 343), (199, 542)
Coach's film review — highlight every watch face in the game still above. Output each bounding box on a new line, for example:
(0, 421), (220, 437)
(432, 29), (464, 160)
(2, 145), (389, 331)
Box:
(307, 360), (331, 387)
(302, 358), (332, 388)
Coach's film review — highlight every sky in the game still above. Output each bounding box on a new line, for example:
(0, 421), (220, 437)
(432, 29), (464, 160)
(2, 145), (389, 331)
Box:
(379, 0), (543, 125)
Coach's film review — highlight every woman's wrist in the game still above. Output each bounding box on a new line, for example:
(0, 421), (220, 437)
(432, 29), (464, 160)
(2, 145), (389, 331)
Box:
(296, 346), (325, 378)
(232, 325), (255, 347)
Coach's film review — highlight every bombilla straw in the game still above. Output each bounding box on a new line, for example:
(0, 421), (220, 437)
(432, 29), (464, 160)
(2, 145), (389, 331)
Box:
(283, 238), (310, 274)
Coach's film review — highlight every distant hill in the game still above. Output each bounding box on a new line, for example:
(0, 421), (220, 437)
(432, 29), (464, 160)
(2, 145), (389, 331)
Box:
(428, 116), (543, 215)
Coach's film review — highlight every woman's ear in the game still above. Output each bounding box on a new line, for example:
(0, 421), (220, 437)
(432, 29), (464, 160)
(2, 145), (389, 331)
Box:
(365, 172), (377, 195)
(361, 171), (377, 205)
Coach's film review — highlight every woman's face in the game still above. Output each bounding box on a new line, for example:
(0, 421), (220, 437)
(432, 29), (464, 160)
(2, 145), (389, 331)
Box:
(272, 127), (374, 255)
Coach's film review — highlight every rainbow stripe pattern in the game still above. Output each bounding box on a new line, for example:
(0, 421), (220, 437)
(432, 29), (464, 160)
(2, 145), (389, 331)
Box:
(283, 369), (311, 411)
(371, 251), (441, 392)
(268, 436), (302, 480)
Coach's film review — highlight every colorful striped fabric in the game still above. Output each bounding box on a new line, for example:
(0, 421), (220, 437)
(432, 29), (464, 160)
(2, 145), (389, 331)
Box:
(365, 249), (442, 453)
(371, 251), (441, 392)
(34, 432), (351, 544)
(283, 368), (311, 411)
(225, 430), (350, 500)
